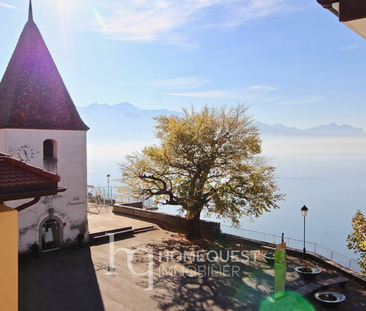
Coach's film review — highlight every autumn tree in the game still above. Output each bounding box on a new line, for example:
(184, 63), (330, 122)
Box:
(120, 104), (284, 238)
(347, 210), (366, 275)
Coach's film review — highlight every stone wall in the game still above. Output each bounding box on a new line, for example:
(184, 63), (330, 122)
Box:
(113, 204), (220, 239)
(120, 202), (143, 209)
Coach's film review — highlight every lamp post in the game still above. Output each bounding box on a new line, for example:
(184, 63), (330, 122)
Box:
(107, 174), (110, 200)
(301, 205), (309, 255)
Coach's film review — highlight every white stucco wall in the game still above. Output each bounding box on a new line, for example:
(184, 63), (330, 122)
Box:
(0, 128), (88, 253)
(0, 130), (7, 151)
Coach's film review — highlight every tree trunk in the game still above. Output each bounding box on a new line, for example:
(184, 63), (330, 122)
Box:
(187, 211), (201, 239)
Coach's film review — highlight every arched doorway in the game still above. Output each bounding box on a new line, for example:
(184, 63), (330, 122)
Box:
(40, 218), (61, 251)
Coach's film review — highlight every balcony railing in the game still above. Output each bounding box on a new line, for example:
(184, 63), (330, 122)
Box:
(221, 224), (362, 274)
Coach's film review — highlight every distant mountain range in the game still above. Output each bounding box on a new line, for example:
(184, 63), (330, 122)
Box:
(76, 103), (366, 142)
(255, 121), (366, 136)
(77, 102), (176, 142)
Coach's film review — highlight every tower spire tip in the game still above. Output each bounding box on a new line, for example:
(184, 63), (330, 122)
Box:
(28, 0), (33, 22)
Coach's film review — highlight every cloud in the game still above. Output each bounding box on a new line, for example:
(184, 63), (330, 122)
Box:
(113, 82), (140, 86)
(94, 0), (292, 45)
(278, 96), (323, 105)
(0, 2), (20, 10)
(249, 85), (279, 91)
(168, 84), (279, 99)
(168, 89), (241, 99)
(114, 76), (211, 89)
(147, 76), (211, 89)
(337, 45), (359, 51)
(167, 85), (322, 107)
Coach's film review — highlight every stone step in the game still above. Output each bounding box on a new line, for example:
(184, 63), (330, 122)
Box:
(133, 225), (155, 233)
(89, 226), (133, 239)
(92, 229), (135, 245)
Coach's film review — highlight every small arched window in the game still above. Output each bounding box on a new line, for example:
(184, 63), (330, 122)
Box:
(43, 139), (55, 159)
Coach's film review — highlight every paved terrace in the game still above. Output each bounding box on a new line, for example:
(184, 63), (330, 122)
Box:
(19, 208), (366, 310)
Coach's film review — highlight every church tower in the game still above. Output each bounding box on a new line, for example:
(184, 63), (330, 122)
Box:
(0, 2), (89, 253)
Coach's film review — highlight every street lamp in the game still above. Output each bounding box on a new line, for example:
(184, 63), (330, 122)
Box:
(301, 205), (309, 255)
(107, 174), (110, 200)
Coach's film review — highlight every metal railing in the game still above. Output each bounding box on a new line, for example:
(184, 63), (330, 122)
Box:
(221, 224), (362, 274)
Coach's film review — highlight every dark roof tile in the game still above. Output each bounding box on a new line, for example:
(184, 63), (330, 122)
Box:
(0, 8), (88, 131)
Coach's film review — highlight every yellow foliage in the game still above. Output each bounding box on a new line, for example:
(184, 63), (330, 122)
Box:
(119, 104), (284, 226)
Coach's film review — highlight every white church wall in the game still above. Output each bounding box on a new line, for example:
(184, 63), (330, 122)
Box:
(2, 128), (88, 253)
(0, 130), (6, 151)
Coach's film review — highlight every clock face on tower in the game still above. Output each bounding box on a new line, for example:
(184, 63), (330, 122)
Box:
(17, 145), (35, 162)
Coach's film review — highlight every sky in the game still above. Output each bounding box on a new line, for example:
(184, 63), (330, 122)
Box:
(1, 0), (366, 129)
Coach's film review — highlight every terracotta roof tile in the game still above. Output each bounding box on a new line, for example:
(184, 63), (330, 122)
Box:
(0, 153), (61, 197)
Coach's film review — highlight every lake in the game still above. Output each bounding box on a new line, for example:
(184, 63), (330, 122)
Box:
(87, 135), (366, 261)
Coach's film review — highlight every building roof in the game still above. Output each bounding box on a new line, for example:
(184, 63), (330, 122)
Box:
(0, 1), (89, 131)
(0, 153), (67, 209)
(317, 0), (366, 40)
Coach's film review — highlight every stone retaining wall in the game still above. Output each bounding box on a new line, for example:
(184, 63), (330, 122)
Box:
(120, 202), (143, 209)
(113, 204), (219, 239)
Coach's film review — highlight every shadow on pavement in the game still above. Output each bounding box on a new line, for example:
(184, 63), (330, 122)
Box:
(19, 247), (104, 311)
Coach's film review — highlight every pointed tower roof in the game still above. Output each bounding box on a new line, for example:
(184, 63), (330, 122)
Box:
(0, 1), (89, 130)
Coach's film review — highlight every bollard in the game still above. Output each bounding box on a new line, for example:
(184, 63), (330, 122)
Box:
(31, 243), (39, 259)
(77, 233), (84, 249)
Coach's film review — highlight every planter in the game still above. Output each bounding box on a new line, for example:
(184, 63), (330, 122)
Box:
(263, 253), (275, 266)
(314, 291), (345, 309)
(294, 266), (321, 279)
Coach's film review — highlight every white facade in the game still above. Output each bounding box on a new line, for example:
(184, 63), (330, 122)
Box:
(0, 128), (88, 253)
